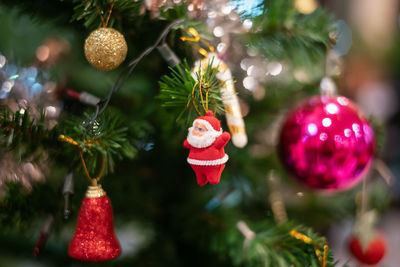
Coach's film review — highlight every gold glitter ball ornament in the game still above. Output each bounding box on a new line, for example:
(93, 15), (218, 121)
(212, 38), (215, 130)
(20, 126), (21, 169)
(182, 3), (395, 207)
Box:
(84, 27), (128, 71)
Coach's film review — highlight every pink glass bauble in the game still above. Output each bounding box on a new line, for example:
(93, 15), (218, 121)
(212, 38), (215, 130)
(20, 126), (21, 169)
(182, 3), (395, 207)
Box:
(278, 95), (375, 192)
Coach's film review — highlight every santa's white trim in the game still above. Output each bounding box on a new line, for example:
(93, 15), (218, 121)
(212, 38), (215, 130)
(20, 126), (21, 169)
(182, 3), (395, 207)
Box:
(187, 154), (229, 166)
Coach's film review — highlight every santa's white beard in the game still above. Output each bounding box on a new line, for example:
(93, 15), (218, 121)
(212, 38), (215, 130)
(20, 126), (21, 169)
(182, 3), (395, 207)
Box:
(187, 127), (220, 148)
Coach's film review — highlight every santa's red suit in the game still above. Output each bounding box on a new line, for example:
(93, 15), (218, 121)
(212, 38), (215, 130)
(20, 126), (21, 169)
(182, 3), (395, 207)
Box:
(183, 111), (231, 186)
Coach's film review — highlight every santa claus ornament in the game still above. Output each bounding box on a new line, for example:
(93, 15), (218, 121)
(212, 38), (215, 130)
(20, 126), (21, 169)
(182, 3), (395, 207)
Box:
(184, 111), (231, 186)
(192, 53), (248, 148)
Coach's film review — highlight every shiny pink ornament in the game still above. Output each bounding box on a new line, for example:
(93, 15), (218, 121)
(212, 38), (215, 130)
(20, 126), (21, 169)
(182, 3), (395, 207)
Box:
(278, 95), (375, 192)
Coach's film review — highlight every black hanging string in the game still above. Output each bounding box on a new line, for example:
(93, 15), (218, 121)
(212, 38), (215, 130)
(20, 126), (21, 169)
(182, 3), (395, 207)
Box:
(86, 19), (185, 129)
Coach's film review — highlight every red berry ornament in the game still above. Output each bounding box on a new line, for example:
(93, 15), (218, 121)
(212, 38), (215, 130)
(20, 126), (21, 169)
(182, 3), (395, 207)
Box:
(349, 234), (386, 265)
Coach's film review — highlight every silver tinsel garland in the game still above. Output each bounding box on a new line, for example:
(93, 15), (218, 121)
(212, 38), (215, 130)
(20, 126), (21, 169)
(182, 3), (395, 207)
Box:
(0, 52), (62, 194)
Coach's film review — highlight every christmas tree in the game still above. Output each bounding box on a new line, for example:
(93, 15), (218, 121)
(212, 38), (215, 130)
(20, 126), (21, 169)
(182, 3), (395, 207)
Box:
(0, 0), (399, 266)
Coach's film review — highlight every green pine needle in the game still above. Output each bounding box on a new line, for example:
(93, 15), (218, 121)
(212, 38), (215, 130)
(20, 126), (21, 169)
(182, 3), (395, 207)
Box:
(0, 107), (136, 177)
(60, 110), (137, 175)
(158, 59), (223, 125)
(71, 0), (142, 30)
(0, 107), (58, 160)
(247, 0), (336, 70)
(231, 222), (335, 267)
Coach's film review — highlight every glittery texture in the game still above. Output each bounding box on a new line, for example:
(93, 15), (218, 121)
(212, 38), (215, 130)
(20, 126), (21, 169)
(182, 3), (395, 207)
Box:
(279, 96), (375, 192)
(68, 189), (121, 261)
(84, 27), (127, 71)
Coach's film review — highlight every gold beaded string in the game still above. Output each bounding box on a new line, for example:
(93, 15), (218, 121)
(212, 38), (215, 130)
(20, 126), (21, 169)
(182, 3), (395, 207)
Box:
(268, 171), (328, 267)
(59, 134), (106, 185)
(289, 229), (328, 267)
(95, 0), (115, 28)
(180, 27), (214, 57)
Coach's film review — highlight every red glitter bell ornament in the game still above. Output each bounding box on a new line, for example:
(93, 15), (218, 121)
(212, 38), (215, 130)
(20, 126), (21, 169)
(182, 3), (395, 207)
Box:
(69, 184), (121, 261)
(278, 95), (375, 192)
(349, 232), (386, 265)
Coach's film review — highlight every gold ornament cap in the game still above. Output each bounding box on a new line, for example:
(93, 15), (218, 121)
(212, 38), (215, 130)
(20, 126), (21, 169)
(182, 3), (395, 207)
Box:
(86, 184), (106, 198)
(84, 27), (128, 71)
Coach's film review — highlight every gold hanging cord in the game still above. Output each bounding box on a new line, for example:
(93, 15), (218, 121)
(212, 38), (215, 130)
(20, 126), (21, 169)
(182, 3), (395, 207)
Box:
(59, 134), (106, 185)
(95, 0), (115, 28)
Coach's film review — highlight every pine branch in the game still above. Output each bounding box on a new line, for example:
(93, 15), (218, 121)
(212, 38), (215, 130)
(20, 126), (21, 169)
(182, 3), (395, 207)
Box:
(0, 107), (58, 160)
(225, 221), (335, 267)
(71, 0), (142, 30)
(0, 107), (136, 177)
(247, 0), (336, 69)
(59, 110), (137, 175)
(158, 59), (223, 125)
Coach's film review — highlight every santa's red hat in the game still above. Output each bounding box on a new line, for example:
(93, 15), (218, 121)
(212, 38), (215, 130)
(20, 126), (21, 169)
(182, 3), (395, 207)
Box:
(194, 111), (222, 133)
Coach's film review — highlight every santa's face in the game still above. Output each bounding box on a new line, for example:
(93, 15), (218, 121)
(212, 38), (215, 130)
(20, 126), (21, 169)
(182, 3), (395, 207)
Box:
(187, 120), (221, 148)
(192, 121), (207, 137)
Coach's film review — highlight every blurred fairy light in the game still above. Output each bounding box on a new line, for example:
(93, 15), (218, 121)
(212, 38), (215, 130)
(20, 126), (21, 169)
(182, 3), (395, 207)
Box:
(228, 11), (239, 21)
(45, 106), (59, 118)
(267, 62), (282, 76)
(36, 45), (50, 62)
(213, 26), (225, 37)
(208, 11), (217, 18)
(322, 118), (332, 127)
(0, 55), (6, 68)
(320, 77), (337, 96)
(221, 5), (232, 15)
(240, 58), (251, 70)
(22, 162), (42, 181)
(217, 42), (227, 53)
(294, 0), (318, 14)
(247, 65), (255, 76)
(307, 123), (318, 136)
(325, 103), (339, 114)
(2, 80), (14, 93)
(242, 19), (253, 30)
(247, 48), (258, 57)
(243, 76), (257, 91)
(0, 51), (62, 193)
